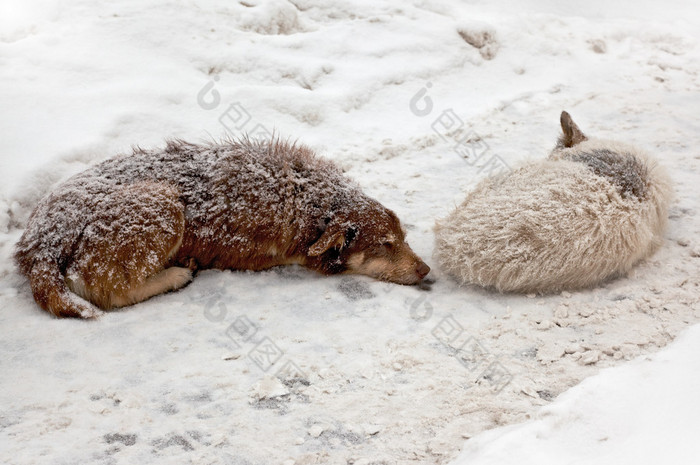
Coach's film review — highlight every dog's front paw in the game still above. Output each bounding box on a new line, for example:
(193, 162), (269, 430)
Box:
(163, 267), (193, 291)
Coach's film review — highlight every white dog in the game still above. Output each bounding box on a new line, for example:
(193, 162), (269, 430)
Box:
(434, 112), (672, 293)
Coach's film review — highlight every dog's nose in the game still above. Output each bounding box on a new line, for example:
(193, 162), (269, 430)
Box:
(416, 261), (430, 279)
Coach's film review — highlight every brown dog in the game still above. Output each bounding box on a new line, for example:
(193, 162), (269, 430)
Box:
(15, 138), (430, 318)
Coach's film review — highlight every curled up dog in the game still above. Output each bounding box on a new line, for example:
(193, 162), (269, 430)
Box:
(15, 138), (430, 318)
(434, 112), (672, 293)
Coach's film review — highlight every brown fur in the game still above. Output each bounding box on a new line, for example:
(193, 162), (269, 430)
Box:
(15, 138), (430, 318)
(558, 110), (588, 148)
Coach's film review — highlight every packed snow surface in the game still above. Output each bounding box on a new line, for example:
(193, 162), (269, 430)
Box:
(1, 0), (699, 464)
(452, 324), (700, 465)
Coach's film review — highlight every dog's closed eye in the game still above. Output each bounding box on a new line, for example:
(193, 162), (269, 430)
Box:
(380, 235), (396, 251)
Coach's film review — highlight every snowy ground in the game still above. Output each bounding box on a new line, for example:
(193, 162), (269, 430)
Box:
(1, 0), (699, 464)
(452, 323), (700, 465)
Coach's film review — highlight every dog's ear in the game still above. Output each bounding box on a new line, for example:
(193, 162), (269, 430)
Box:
(559, 111), (587, 148)
(308, 227), (347, 257)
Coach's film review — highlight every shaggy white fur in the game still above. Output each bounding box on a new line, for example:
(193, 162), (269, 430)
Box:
(434, 113), (673, 293)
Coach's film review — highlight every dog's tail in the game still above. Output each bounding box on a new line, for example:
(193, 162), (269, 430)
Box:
(21, 257), (102, 319)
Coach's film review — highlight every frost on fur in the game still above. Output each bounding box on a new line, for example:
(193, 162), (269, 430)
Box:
(15, 137), (429, 318)
(434, 112), (673, 294)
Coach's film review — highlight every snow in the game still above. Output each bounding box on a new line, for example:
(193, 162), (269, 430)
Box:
(1, 0), (700, 464)
(451, 324), (700, 465)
